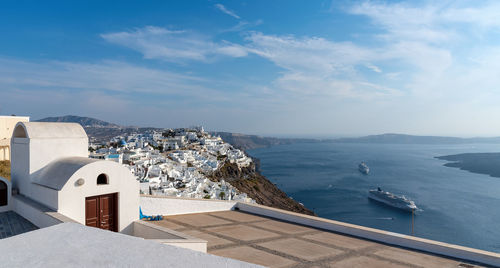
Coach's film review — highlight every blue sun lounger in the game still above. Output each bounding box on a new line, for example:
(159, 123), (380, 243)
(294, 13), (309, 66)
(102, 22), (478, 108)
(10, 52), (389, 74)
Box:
(140, 207), (163, 221)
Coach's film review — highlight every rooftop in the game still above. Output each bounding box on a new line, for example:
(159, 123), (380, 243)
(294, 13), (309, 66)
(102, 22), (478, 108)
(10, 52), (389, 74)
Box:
(0, 222), (261, 267)
(152, 210), (485, 268)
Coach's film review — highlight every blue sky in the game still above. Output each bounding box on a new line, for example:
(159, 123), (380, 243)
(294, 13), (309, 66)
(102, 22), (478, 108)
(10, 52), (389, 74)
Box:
(2, 1), (500, 137)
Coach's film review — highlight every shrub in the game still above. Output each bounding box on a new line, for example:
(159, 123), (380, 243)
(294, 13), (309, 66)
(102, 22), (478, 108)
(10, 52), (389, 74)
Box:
(0, 161), (10, 180)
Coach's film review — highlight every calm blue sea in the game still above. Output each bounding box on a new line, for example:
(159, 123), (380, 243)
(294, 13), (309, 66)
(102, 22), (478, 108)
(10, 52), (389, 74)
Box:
(248, 142), (500, 253)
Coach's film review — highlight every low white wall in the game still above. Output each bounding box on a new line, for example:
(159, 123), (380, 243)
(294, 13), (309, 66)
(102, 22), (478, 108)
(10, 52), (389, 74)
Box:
(140, 195), (237, 216)
(11, 194), (76, 228)
(133, 220), (207, 252)
(237, 202), (500, 267)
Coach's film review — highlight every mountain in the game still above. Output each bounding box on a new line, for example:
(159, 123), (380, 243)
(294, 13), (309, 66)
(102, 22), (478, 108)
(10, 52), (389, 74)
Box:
(211, 132), (319, 150)
(331, 133), (500, 144)
(35, 115), (161, 142)
(36, 115), (121, 128)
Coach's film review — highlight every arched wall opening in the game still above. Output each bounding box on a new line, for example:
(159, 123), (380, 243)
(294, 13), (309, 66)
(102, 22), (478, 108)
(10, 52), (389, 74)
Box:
(97, 173), (109, 185)
(13, 125), (27, 138)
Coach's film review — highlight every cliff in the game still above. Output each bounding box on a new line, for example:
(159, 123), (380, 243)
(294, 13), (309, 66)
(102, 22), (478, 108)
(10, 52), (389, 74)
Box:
(209, 162), (315, 216)
(211, 132), (318, 150)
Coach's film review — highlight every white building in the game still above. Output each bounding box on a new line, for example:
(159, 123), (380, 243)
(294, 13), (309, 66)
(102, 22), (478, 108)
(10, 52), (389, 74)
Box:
(0, 115), (30, 161)
(10, 122), (139, 234)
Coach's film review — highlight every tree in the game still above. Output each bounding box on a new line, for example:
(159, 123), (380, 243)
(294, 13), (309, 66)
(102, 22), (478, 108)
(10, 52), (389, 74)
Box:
(219, 191), (225, 200)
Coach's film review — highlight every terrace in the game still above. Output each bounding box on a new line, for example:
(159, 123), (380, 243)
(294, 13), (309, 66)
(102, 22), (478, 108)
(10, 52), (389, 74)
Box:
(151, 209), (486, 268)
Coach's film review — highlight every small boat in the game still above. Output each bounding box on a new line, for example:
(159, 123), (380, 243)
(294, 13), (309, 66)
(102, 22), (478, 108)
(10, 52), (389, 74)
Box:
(358, 162), (369, 174)
(368, 187), (417, 212)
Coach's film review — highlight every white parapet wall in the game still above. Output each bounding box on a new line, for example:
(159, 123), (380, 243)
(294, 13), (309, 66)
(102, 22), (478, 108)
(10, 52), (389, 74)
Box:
(140, 195), (237, 216)
(11, 194), (77, 228)
(236, 202), (500, 267)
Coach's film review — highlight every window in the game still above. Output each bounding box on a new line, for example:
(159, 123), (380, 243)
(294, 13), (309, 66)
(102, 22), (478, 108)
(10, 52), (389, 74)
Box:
(13, 125), (27, 138)
(0, 181), (7, 206)
(97, 174), (109, 185)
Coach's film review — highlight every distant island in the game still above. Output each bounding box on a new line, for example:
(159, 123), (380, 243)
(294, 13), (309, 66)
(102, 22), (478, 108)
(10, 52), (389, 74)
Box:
(436, 153), (500, 178)
(331, 133), (500, 144)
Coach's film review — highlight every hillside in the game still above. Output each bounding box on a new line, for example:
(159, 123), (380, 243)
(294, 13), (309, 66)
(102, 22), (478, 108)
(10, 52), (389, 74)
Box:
(212, 132), (318, 150)
(36, 115), (160, 142)
(36, 115), (121, 128)
(209, 162), (315, 215)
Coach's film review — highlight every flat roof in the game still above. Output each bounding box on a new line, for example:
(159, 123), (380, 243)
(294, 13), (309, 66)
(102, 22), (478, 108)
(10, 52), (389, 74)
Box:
(152, 211), (485, 268)
(0, 222), (261, 267)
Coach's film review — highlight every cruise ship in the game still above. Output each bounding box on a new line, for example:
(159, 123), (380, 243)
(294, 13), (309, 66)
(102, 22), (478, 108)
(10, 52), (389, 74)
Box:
(369, 187), (417, 212)
(358, 162), (369, 174)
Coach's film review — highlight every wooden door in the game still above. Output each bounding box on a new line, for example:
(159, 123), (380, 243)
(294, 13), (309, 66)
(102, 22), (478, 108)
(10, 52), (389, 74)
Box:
(85, 193), (117, 232)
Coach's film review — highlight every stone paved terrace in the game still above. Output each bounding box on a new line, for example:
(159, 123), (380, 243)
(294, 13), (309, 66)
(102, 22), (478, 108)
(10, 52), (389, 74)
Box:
(152, 211), (486, 268)
(0, 211), (38, 239)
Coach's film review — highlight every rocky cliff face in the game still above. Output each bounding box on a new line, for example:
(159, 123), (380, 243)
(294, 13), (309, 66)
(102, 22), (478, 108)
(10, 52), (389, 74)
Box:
(209, 162), (315, 216)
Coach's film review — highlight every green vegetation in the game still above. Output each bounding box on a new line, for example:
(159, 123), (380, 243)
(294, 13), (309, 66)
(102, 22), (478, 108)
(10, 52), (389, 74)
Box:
(0, 161), (10, 180)
(203, 194), (211, 199)
(219, 191), (225, 199)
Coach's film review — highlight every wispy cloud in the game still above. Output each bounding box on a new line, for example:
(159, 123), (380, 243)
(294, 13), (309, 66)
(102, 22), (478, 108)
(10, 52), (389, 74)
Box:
(101, 26), (247, 62)
(242, 32), (397, 98)
(0, 58), (232, 98)
(215, 4), (240, 19)
(221, 19), (263, 33)
(365, 64), (382, 73)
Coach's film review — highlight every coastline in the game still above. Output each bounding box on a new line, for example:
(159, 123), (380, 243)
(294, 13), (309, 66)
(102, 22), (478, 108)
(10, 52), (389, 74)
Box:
(436, 152), (500, 178)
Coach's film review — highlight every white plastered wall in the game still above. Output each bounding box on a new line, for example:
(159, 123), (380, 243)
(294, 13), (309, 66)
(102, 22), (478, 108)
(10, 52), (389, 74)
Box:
(58, 161), (139, 235)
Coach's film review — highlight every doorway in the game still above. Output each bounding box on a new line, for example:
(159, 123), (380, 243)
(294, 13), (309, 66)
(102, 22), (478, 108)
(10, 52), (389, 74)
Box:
(85, 193), (118, 232)
(0, 181), (7, 206)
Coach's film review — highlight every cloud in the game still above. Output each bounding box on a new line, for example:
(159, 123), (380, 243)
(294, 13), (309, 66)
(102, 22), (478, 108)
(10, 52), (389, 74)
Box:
(242, 32), (399, 98)
(101, 26), (247, 62)
(215, 4), (240, 19)
(365, 63), (382, 73)
(221, 19), (263, 33)
(0, 58), (232, 99)
(344, 1), (500, 104)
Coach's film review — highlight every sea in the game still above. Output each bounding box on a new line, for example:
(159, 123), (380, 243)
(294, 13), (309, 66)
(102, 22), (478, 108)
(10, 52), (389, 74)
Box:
(248, 142), (500, 253)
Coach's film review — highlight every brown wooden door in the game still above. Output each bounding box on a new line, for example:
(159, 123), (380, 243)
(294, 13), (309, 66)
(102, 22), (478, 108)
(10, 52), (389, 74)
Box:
(85, 193), (117, 232)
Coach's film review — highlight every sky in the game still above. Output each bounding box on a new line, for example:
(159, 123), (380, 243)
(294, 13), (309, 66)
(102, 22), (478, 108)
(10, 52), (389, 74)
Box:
(1, 1), (500, 137)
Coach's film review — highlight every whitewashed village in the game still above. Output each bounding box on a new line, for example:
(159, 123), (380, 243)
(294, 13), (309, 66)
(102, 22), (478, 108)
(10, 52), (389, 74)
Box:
(89, 126), (255, 203)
